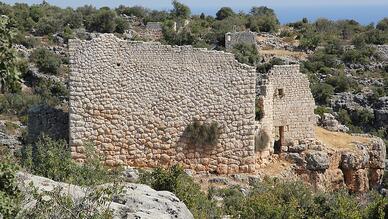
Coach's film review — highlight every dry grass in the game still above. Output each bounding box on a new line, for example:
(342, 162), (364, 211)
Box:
(259, 49), (308, 60)
(257, 160), (291, 175)
(315, 127), (370, 151)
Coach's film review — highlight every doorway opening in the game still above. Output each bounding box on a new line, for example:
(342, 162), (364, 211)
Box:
(274, 126), (285, 154)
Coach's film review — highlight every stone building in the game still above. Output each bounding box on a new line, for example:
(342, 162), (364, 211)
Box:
(69, 34), (257, 174)
(255, 65), (316, 155)
(225, 30), (257, 51)
(68, 34), (316, 174)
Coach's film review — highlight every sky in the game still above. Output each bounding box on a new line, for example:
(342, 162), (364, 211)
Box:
(2, 0), (388, 24)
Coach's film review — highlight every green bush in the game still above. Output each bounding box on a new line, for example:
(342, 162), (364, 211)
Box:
(140, 165), (220, 218)
(0, 16), (22, 94)
(0, 159), (21, 218)
(185, 120), (219, 147)
(314, 106), (331, 117)
(35, 17), (63, 36)
(215, 7), (235, 20)
(232, 43), (260, 66)
(86, 8), (117, 33)
(248, 6), (279, 33)
(21, 135), (115, 186)
(19, 184), (118, 218)
(30, 48), (62, 75)
(325, 73), (352, 93)
(0, 93), (42, 115)
(311, 83), (335, 105)
(338, 109), (352, 127)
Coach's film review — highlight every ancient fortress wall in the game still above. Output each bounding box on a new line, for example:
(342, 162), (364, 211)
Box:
(257, 65), (316, 152)
(69, 34), (257, 174)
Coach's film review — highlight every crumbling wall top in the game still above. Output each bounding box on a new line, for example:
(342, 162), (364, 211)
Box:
(268, 65), (300, 75)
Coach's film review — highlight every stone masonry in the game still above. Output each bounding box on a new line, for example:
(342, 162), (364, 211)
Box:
(69, 34), (257, 174)
(225, 30), (257, 51)
(256, 65), (316, 155)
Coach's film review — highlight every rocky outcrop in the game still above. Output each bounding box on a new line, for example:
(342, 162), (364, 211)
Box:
(290, 136), (385, 192)
(374, 97), (388, 127)
(0, 121), (22, 154)
(305, 151), (330, 171)
(318, 113), (349, 132)
(17, 172), (193, 219)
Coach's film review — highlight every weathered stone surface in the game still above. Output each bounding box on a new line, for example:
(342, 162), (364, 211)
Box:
(255, 65), (316, 154)
(305, 151), (330, 171)
(17, 172), (193, 219)
(69, 34), (256, 174)
(343, 169), (369, 193)
(368, 138), (386, 169)
(225, 30), (257, 50)
(319, 113), (349, 132)
(340, 151), (369, 170)
(122, 167), (139, 182)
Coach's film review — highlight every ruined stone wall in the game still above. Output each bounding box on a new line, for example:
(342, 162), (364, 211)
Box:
(225, 31), (257, 50)
(69, 34), (257, 174)
(257, 65), (316, 152)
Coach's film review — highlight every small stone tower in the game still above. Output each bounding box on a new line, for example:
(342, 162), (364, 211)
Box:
(255, 65), (316, 155)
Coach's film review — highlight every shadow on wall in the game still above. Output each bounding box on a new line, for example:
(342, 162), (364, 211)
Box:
(27, 105), (69, 143)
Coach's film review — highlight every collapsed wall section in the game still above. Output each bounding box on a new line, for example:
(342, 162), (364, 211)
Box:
(69, 34), (257, 174)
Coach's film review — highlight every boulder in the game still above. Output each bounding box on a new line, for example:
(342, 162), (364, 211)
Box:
(122, 167), (139, 182)
(340, 151), (369, 170)
(319, 113), (349, 132)
(17, 172), (193, 219)
(368, 138), (386, 169)
(305, 151), (330, 171)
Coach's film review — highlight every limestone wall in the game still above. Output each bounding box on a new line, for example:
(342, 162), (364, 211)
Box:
(225, 31), (257, 50)
(257, 65), (316, 151)
(69, 34), (257, 174)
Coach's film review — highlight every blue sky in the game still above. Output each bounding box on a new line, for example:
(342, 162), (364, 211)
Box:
(2, 0), (388, 24)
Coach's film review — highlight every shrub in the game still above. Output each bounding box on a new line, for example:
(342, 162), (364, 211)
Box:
(232, 43), (260, 66)
(171, 0), (191, 19)
(325, 73), (352, 93)
(0, 16), (22, 93)
(311, 83), (334, 105)
(255, 106), (263, 121)
(19, 184), (118, 218)
(35, 17), (62, 36)
(86, 8), (117, 33)
(0, 159), (20, 218)
(0, 93), (42, 115)
(314, 106), (331, 117)
(185, 120), (219, 147)
(30, 48), (62, 75)
(21, 135), (115, 186)
(114, 16), (130, 34)
(338, 109), (352, 127)
(351, 108), (374, 127)
(216, 7), (235, 20)
(377, 18), (388, 31)
(248, 6), (279, 33)
(140, 165), (220, 218)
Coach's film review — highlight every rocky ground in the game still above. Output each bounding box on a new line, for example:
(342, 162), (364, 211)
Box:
(190, 127), (386, 194)
(17, 172), (193, 219)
